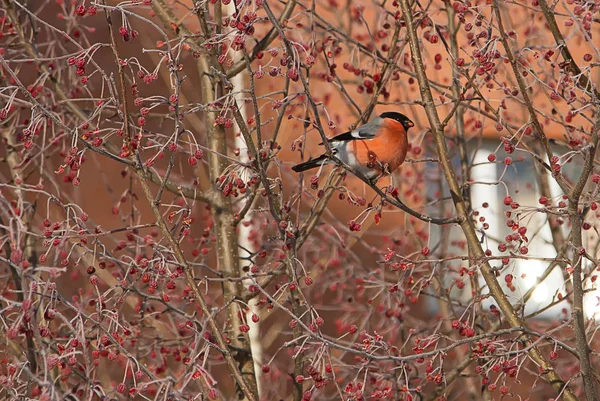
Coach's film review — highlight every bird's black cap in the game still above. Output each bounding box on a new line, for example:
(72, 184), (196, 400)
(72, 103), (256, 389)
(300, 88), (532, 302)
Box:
(380, 112), (415, 130)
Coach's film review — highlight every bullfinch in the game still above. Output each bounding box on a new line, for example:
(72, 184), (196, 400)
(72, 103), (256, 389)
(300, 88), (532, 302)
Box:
(292, 112), (414, 183)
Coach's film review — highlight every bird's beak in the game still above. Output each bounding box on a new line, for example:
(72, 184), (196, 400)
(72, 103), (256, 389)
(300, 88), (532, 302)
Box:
(407, 121), (414, 127)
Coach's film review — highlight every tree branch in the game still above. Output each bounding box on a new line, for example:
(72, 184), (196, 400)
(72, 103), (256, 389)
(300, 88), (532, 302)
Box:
(398, 0), (579, 400)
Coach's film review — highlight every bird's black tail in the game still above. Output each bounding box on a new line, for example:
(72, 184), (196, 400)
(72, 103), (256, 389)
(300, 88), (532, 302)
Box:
(292, 155), (329, 173)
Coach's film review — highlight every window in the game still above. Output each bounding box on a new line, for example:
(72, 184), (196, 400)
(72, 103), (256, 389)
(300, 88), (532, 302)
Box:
(423, 138), (596, 320)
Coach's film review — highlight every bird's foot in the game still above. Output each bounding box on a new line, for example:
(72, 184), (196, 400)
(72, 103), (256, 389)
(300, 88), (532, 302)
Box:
(368, 176), (379, 186)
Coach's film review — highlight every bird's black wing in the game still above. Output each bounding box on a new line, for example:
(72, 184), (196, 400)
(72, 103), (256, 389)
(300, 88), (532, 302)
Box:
(319, 127), (377, 145)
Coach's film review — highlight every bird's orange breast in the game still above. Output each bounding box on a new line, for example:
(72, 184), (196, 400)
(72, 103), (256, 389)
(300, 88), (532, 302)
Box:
(351, 119), (408, 173)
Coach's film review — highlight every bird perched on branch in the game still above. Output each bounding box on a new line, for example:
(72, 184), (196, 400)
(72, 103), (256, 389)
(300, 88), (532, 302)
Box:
(292, 112), (414, 183)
